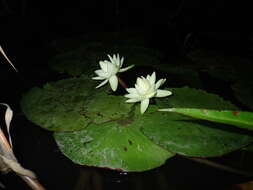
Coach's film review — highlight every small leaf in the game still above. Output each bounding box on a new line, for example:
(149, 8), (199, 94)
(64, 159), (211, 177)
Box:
(159, 108), (253, 131)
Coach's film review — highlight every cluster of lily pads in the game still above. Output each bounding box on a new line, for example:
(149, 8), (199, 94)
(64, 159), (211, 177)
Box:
(21, 48), (253, 172)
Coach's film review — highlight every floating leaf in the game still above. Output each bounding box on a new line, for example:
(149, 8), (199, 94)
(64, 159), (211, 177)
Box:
(22, 81), (253, 170)
(159, 108), (253, 131)
(140, 88), (253, 157)
(21, 76), (132, 131)
(54, 121), (174, 172)
(21, 76), (95, 131)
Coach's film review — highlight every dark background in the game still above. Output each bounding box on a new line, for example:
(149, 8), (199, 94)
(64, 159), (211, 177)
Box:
(1, 0), (253, 68)
(1, 0), (253, 189)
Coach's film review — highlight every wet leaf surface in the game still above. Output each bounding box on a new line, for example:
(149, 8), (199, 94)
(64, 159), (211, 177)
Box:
(54, 121), (174, 172)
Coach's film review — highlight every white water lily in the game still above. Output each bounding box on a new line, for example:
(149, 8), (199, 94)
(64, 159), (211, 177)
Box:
(92, 54), (134, 91)
(125, 72), (172, 114)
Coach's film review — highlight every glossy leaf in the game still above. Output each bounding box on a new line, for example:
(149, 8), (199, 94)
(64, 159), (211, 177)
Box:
(21, 76), (94, 131)
(141, 87), (253, 157)
(159, 108), (253, 131)
(21, 76), (133, 131)
(22, 83), (253, 170)
(54, 121), (174, 172)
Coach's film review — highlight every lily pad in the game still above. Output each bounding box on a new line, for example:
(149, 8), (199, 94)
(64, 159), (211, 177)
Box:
(21, 76), (132, 131)
(84, 90), (133, 124)
(54, 121), (174, 172)
(21, 76), (94, 131)
(22, 81), (253, 171)
(139, 87), (253, 157)
(161, 108), (253, 131)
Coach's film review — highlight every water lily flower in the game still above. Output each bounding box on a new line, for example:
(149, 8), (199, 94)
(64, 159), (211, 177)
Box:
(92, 54), (134, 91)
(125, 72), (172, 114)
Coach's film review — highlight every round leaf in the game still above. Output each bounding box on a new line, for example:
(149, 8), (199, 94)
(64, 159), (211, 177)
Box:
(21, 76), (95, 131)
(54, 121), (174, 172)
(21, 76), (133, 131)
(140, 87), (253, 157)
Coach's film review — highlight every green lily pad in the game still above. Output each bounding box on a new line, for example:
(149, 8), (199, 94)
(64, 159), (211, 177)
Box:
(84, 90), (133, 124)
(22, 80), (253, 171)
(21, 76), (94, 131)
(54, 121), (174, 172)
(139, 87), (253, 157)
(21, 76), (132, 131)
(161, 108), (253, 131)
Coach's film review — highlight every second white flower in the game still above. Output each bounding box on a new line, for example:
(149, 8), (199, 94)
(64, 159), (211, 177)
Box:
(92, 54), (134, 91)
(125, 72), (172, 114)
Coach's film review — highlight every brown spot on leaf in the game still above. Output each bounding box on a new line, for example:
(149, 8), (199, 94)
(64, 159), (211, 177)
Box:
(232, 111), (239, 116)
(128, 140), (133, 145)
(124, 147), (128, 152)
(117, 118), (132, 126)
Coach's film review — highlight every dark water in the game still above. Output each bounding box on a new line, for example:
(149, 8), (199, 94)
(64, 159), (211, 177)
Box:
(0, 55), (251, 190)
(1, 11), (252, 189)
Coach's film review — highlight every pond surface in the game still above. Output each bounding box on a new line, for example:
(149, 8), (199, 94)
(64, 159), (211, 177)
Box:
(1, 31), (253, 190)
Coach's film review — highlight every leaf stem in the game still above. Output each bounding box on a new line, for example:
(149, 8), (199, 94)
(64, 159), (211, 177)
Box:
(117, 76), (128, 89)
(184, 156), (253, 177)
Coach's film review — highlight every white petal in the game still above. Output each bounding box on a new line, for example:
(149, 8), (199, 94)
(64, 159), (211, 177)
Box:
(126, 88), (138, 94)
(108, 62), (118, 74)
(109, 75), (118, 91)
(107, 54), (114, 63)
(149, 72), (156, 85)
(119, 64), (134, 72)
(156, 89), (172, 97)
(92, 76), (104, 80)
(136, 77), (147, 89)
(96, 79), (108, 88)
(136, 77), (142, 86)
(120, 57), (124, 67)
(124, 93), (140, 99)
(99, 61), (108, 72)
(146, 91), (156, 99)
(126, 99), (140, 103)
(116, 54), (120, 66)
(135, 83), (144, 95)
(95, 70), (108, 78)
(155, 79), (166, 89)
(140, 98), (150, 114)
